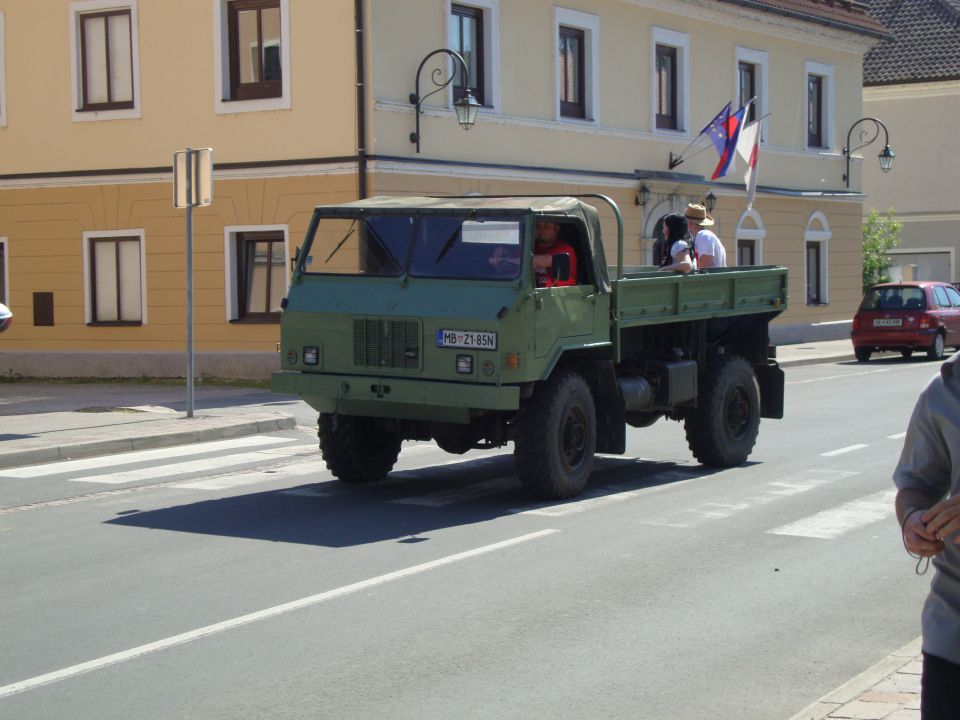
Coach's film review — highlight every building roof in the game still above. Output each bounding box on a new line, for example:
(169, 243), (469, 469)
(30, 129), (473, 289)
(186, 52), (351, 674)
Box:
(864, 0), (960, 85)
(718, 0), (889, 37)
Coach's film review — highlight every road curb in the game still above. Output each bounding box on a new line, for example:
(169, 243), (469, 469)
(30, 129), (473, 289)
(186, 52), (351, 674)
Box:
(786, 637), (922, 720)
(0, 414), (296, 469)
(777, 354), (855, 368)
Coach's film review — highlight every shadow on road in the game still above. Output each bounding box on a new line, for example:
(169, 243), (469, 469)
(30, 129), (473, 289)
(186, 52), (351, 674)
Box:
(106, 454), (730, 548)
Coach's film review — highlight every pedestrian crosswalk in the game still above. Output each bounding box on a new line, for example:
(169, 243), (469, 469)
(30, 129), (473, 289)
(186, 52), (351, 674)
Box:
(0, 435), (901, 540)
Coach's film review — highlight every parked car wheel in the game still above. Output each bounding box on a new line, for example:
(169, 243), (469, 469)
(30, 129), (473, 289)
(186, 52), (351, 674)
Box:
(854, 347), (872, 362)
(927, 332), (946, 361)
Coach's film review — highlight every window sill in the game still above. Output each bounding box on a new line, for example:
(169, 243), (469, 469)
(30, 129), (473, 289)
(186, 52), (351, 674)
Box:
(87, 321), (143, 327)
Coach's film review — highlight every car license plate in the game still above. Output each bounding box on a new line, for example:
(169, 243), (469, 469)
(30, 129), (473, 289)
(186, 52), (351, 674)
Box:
(436, 329), (497, 350)
(873, 318), (903, 327)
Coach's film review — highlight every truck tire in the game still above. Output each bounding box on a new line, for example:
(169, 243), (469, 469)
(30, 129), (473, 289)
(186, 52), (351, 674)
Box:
(318, 414), (401, 483)
(514, 370), (596, 499)
(684, 355), (760, 468)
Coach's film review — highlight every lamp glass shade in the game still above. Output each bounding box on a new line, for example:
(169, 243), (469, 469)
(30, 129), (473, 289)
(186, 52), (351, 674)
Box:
(637, 184), (650, 207)
(878, 145), (895, 173)
(454, 92), (481, 130)
(705, 191), (717, 213)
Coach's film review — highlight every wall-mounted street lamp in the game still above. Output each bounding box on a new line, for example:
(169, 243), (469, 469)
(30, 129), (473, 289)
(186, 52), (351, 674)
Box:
(410, 48), (481, 154)
(843, 117), (895, 188)
(634, 184), (650, 207)
(704, 190), (717, 213)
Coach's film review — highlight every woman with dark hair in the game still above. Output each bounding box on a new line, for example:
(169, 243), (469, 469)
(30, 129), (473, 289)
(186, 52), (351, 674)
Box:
(658, 213), (694, 273)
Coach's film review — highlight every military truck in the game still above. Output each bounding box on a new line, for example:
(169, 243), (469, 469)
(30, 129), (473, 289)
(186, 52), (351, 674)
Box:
(272, 195), (787, 499)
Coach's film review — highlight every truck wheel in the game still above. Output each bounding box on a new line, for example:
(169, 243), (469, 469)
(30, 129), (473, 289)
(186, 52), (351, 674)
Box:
(318, 414), (401, 483)
(514, 370), (596, 499)
(684, 355), (760, 468)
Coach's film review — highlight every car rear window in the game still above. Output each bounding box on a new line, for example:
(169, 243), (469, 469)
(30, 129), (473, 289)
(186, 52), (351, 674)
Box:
(860, 286), (927, 311)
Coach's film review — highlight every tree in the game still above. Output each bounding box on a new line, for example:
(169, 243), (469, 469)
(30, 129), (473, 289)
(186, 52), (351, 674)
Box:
(862, 208), (902, 292)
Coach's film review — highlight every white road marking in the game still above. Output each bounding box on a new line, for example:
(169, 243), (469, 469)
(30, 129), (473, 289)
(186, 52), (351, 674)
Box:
(1, 436), (296, 479)
(69, 447), (307, 485)
(888, 432), (906, 440)
(170, 461), (322, 490)
(767, 489), (896, 539)
(0, 529), (559, 700)
(820, 444), (869, 457)
(786, 367), (904, 385)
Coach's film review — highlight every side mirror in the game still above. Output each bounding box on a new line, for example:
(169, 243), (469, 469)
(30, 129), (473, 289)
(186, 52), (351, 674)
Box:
(551, 253), (571, 283)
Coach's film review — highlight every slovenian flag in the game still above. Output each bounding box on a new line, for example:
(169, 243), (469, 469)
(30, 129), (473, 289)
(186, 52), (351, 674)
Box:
(711, 104), (747, 180)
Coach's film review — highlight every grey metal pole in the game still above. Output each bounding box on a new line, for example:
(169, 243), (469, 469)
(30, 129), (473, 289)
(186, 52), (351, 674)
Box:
(185, 152), (195, 418)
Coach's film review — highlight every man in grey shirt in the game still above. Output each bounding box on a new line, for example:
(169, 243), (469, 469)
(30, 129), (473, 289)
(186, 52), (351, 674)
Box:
(894, 351), (960, 718)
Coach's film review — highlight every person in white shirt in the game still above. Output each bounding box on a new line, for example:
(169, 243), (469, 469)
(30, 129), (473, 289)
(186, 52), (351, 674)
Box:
(684, 203), (727, 268)
(657, 213), (694, 274)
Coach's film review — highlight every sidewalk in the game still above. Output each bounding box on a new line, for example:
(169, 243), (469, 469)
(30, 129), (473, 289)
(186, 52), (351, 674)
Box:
(0, 338), (927, 720)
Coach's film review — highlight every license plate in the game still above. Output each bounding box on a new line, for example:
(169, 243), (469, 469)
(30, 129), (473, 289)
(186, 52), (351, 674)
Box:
(873, 318), (902, 327)
(436, 329), (497, 350)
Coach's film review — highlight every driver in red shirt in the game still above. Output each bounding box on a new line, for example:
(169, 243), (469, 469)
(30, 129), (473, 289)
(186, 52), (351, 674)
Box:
(532, 220), (577, 288)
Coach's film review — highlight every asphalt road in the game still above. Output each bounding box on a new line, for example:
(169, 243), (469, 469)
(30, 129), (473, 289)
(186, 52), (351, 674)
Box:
(0, 356), (943, 720)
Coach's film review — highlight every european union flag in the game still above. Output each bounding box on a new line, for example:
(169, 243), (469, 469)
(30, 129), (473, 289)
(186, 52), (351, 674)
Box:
(700, 102), (731, 157)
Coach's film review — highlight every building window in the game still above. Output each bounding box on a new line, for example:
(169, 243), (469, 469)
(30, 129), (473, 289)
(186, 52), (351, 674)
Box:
(559, 27), (585, 119)
(735, 48), (768, 142)
(554, 8), (598, 123)
(450, 4), (484, 105)
(651, 28), (688, 133)
(84, 232), (145, 324)
(735, 210), (765, 266)
(228, 0), (281, 100)
(0, 239), (7, 304)
(805, 62), (833, 150)
(237, 232), (285, 320)
(70, 1), (140, 121)
(656, 45), (677, 129)
(214, 0), (290, 113)
(807, 75), (822, 147)
(224, 226), (288, 321)
(804, 211), (831, 305)
(79, 9), (133, 110)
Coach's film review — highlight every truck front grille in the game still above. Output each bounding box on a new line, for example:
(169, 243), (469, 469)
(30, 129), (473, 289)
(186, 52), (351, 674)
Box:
(353, 318), (421, 370)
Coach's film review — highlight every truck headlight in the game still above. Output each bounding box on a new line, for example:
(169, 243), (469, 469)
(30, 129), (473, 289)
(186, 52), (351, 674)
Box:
(456, 355), (473, 374)
(303, 346), (319, 365)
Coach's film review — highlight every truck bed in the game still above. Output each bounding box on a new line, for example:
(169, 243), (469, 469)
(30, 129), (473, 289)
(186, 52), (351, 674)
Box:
(610, 265), (788, 329)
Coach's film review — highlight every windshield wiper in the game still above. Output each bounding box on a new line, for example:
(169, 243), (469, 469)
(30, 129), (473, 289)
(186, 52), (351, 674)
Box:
(434, 223), (464, 264)
(325, 219), (357, 264)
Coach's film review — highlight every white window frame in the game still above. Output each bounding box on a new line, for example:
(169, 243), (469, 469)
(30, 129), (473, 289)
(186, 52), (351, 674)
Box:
(651, 27), (689, 135)
(213, 0), (292, 115)
(804, 211), (831, 305)
(445, 0), (500, 112)
(735, 46), (768, 143)
(735, 209), (765, 266)
(0, 237), (8, 304)
(804, 61), (834, 152)
(554, 7), (599, 124)
(0, 13), (7, 128)
(224, 224), (289, 321)
(82, 229), (147, 324)
(69, 1), (141, 123)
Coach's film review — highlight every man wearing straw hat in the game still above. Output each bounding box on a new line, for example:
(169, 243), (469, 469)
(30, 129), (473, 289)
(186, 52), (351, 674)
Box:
(685, 203), (727, 268)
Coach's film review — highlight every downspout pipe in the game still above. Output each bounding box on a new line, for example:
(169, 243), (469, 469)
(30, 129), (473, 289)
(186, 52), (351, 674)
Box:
(355, 0), (368, 199)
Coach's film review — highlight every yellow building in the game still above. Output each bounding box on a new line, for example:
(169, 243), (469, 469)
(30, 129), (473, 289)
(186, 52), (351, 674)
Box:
(0, 0), (886, 378)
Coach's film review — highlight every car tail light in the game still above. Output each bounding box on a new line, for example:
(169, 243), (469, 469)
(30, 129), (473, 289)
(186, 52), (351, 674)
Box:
(852, 314), (862, 331)
(918, 313), (934, 329)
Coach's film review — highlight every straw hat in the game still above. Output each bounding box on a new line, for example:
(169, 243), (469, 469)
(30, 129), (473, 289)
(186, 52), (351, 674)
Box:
(684, 203), (715, 227)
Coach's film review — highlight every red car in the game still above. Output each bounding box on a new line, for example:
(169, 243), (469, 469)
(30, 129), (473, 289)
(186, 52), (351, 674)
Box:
(851, 281), (960, 362)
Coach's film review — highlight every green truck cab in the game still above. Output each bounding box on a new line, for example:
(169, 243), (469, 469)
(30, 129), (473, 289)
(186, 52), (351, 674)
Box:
(272, 195), (787, 499)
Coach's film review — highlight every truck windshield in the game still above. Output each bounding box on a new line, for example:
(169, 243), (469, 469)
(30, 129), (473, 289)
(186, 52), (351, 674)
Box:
(302, 215), (523, 280)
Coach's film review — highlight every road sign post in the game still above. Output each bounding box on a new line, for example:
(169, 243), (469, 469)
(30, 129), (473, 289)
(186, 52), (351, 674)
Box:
(173, 148), (213, 418)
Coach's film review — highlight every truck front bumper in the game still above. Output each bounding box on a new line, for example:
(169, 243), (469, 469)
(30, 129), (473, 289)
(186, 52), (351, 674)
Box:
(271, 371), (521, 423)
